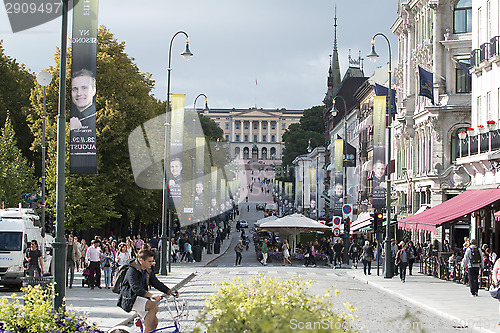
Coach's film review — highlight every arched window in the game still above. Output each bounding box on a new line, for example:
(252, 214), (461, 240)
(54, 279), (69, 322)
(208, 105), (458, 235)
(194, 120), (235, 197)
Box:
(243, 147), (250, 159)
(451, 127), (468, 162)
(262, 147), (268, 160)
(270, 147), (276, 159)
(235, 147), (240, 159)
(454, 0), (472, 34)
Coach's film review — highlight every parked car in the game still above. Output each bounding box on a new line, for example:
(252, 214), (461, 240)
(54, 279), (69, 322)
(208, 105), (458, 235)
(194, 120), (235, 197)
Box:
(240, 220), (249, 228)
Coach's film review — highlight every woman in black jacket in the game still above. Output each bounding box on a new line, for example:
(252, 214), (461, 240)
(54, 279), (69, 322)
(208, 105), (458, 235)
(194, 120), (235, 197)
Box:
(117, 250), (178, 333)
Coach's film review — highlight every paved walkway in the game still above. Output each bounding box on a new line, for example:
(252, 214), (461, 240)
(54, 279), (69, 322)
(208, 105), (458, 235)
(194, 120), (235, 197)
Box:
(346, 266), (500, 333)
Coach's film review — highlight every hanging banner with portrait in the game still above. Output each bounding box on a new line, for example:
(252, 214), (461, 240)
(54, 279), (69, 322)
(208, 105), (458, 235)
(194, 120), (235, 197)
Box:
(168, 94), (185, 210)
(372, 96), (387, 210)
(332, 138), (344, 217)
(309, 167), (317, 217)
(69, 0), (99, 174)
(194, 137), (206, 220)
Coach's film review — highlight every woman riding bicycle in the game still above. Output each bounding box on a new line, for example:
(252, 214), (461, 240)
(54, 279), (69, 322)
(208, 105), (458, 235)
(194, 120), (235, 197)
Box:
(117, 250), (179, 333)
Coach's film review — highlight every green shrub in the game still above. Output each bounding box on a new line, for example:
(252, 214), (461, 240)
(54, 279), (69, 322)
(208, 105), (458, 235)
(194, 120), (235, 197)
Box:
(0, 284), (104, 333)
(194, 274), (361, 333)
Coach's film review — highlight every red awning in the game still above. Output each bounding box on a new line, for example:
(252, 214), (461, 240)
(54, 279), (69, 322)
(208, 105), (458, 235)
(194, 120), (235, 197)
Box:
(398, 189), (500, 233)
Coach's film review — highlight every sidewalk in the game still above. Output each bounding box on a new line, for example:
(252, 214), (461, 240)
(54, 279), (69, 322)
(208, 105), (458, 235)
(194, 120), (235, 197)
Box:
(346, 266), (500, 333)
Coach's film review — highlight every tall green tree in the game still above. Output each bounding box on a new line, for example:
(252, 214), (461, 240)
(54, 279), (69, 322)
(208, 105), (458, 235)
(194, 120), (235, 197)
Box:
(0, 114), (36, 207)
(281, 105), (325, 167)
(0, 41), (36, 169)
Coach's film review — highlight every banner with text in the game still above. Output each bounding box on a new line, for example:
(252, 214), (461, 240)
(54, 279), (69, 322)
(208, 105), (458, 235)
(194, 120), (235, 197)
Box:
(69, 0), (99, 174)
(372, 96), (387, 210)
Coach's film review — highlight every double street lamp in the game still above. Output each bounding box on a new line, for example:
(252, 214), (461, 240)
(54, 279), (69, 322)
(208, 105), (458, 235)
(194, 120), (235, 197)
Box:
(161, 31), (193, 275)
(332, 95), (350, 265)
(367, 33), (393, 279)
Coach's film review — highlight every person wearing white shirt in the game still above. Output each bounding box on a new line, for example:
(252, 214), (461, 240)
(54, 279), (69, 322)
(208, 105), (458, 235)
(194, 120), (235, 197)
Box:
(85, 239), (102, 289)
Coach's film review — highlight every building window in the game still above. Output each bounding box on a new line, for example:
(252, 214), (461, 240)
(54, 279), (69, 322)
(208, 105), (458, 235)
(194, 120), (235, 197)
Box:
(225, 134), (229, 141)
(236, 134), (240, 142)
(453, 0), (472, 34)
(253, 134), (257, 142)
(225, 122), (229, 130)
(236, 122), (240, 130)
(244, 134), (248, 142)
(244, 122), (249, 129)
(271, 122), (276, 130)
(262, 135), (267, 142)
(253, 122), (258, 129)
(282, 123), (286, 130)
(263, 122), (267, 129)
(456, 61), (471, 93)
(216, 122), (221, 128)
(271, 135), (276, 142)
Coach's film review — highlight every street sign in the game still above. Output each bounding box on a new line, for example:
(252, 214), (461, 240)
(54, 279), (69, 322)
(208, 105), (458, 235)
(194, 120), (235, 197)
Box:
(209, 222), (215, 230)
(333, 216), (342, 225)
(342, 204), (352, 215)
(333, 227), (341, 237)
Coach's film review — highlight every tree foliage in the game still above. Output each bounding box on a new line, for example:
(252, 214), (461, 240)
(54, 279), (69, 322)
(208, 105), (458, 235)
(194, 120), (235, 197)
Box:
(0, 41), (36, 169)
(0, 114), (36, 207)
(281, 105), (325, 167)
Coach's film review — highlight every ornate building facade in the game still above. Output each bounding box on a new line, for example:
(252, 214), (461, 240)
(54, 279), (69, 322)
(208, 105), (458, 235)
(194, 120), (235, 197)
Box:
(392, 0), (472, 245)
(203, 107), (302, 161)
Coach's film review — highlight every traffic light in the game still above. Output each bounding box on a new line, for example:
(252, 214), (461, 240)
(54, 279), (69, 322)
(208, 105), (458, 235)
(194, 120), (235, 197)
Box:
(372, 210), (383, 232)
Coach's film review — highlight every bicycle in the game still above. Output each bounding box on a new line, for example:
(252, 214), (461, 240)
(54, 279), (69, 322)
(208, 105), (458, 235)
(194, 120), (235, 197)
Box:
(107, 295), (189, 333)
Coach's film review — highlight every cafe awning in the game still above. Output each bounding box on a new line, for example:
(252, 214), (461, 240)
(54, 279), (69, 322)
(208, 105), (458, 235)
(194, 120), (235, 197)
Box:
(350, 212), (373, 232)
(398, 189), (500, 233)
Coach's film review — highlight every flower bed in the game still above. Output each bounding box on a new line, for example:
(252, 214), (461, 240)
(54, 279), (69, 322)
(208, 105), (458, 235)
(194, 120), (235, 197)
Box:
(0, 284), (104, 333)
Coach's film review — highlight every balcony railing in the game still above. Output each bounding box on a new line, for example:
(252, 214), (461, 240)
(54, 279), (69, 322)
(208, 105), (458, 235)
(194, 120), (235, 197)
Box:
(492, 36), (500, 57)
(471, 36), (500, 69)
(459, 129), (500, 158)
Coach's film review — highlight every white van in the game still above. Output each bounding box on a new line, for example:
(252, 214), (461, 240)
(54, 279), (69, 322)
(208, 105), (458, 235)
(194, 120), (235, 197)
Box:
(0, 208), (53, 289)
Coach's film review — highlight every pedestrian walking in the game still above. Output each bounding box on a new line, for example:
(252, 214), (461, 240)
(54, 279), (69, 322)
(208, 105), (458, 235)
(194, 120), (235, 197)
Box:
(85, 239), (102, 289)
(361, 240), (374, 275)
(282, 240), (292, 266)
(234, 239), (244, 266)
(25, 240), (43, 277)
(66, 235), (78, 288)
(260, 239), (268, 265)
(101, 244), (114, 289)
(396, 241), (408, 282)
(491, 257), (500, 324)
(349, 241), (361, 269)
(333, 239), (343, 268)
(407, 241), (416, 275)
(463, 239), (484, 297)
(116, 243), (131, 267)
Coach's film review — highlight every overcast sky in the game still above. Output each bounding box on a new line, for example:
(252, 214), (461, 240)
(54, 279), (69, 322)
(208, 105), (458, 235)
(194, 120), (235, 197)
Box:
(0, 1), (398, 110)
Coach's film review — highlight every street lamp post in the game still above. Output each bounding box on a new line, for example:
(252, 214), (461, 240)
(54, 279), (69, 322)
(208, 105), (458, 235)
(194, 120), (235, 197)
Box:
(333, 95), (350, 265)
(367, 32), (393, 279)
(54, 0), (69, 311)
(36, 71), (52, 238)
(161, 31), (193, 276)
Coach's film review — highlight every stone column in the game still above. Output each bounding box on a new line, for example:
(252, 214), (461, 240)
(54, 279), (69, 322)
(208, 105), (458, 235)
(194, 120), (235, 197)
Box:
(241, 121), (244, 141)
(276, 120), (280, 142)
(267, 121), (271, 141)
(232, 120), (235, 142)
(259, 120), (262, 142)
(249, 120), (253, 142)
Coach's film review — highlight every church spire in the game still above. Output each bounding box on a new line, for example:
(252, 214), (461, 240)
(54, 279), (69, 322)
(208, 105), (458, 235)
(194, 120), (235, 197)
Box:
(323, 5), (342, 112)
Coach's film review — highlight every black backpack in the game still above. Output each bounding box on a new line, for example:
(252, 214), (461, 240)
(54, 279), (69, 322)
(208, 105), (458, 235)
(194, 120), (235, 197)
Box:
(470, 247), (482, 265)
(112, 260), (132, 294)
